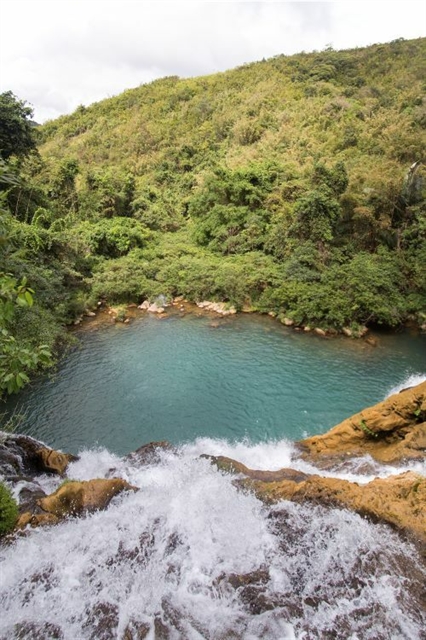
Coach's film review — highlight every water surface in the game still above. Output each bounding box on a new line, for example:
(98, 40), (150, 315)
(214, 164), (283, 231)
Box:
(4, 312), (426, 454)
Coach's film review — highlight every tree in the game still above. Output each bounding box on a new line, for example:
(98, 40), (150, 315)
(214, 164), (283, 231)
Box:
(0, 91), (37, 161)
(290, 188), (341, 245)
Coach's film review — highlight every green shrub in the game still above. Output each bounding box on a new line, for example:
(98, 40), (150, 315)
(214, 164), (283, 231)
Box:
(0, 482), (18, 536)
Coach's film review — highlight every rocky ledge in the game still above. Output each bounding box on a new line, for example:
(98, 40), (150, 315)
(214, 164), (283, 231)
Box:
(298, 380), (426, 464)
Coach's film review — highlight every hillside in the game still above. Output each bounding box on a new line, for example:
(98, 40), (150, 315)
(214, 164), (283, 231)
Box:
(1, 37), (426, 393)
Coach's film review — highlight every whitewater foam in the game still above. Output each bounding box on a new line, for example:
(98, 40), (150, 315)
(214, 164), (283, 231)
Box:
(1, 446), (425, 639)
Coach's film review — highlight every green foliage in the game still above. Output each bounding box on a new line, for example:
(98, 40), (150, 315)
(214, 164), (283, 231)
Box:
(0, 482), (19, 536)
(290, 188), (341, 244)
(189, 163), (282, 253)
(0, 92), (37, 161)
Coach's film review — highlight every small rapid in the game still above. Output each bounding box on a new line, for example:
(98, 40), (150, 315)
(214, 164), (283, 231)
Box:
(1, 440), (425, 640)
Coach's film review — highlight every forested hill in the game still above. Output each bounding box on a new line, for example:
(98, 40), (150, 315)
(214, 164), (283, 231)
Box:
(1, 38), (425, 394)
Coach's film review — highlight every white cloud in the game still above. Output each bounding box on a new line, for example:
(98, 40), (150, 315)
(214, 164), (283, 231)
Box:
(0, 0), (425, 123)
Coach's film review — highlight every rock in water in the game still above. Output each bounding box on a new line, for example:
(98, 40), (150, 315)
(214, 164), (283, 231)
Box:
(297, 380), (426, 464)
(36, 478), (138, 519)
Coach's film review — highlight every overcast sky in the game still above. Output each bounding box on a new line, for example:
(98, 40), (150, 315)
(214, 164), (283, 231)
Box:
(0, 0), (425, 123)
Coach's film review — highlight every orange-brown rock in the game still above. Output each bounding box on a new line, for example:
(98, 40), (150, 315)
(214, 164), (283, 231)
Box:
(242, 471), (426, 549)
(16, 512), (60, 529)
(35, 448), (78, 475)
(37, 478), (137, 519)
(204, 455), (309, 483)
(298, 381), (426, 464)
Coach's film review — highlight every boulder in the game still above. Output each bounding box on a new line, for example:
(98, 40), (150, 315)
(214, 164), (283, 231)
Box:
(314, 328), (327, 337)
(138, 300), (150, 310)
(298, 381), (426, 464)
(35, 478), (138, 519)
(147, 303), (165, 314)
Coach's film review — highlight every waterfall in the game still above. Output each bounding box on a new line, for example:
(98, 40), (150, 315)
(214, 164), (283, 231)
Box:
(1, 441), (425, 640)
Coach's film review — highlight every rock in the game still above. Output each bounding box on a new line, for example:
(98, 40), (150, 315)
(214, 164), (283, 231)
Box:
(342, 327), (352, 337)
(298, 381), (426, 464)
(245, 471), (426, 551)
(268, 311), (277, 318)
(281, 317), (294, 326)
(204, 455), (309, 483)
(0, 434), (78, 478)
(138, 300), (150, 310)
(16, 511), (60, 529)
(123, 620), (151, 639)
(196, 301), (237, 315)
(84, 310), (96, 317)
(303, 326), (311, 332)
(32, 478), (138, 520)
(147, 303), (165, 314)
(10, 622), (64, 640)
(126, 441), (174, 466)
(314, 328), (327, 337)
(36, 447), (77, 475)
(365, 335), (378, 346)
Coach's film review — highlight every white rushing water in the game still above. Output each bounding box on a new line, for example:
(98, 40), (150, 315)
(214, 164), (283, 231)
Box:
(1, 439), (426, 640)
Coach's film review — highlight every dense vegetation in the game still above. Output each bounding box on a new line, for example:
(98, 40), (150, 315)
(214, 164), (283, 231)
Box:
(1, 38), (425, 395)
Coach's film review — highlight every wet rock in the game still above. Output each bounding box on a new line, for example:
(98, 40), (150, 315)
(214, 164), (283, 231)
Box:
(147, 303), (165, 314)
(126, 441), (174, 466)
(84, 602), (119, 640)
(314, 328), (327, 337)
(122, 620), (151, 640)
(15, 480), (47, 514)
(298, 380), (426, 464)
(20, 478), (138, 523)
(9, 621), (64, 639)
(138, 300), (150, 310)
(0, 433), (77, 478)
(16, 512), (60, 529)
(196, 300), (237, 315)
(204, 455), (308, 483)
(281, 317), (294, 326)
(246, 471), (426, 551)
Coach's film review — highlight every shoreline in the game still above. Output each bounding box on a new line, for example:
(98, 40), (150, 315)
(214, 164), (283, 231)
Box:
(72, 297), (425, 346)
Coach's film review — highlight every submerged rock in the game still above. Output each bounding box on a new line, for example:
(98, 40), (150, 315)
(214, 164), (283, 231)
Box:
(298, 381), (426, 464)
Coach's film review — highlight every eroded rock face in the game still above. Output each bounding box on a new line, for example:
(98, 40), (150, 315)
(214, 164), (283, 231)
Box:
(298, 381), (426, 464)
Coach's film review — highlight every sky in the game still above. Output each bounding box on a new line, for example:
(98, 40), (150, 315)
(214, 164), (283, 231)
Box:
(0, 0), (425, 123)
